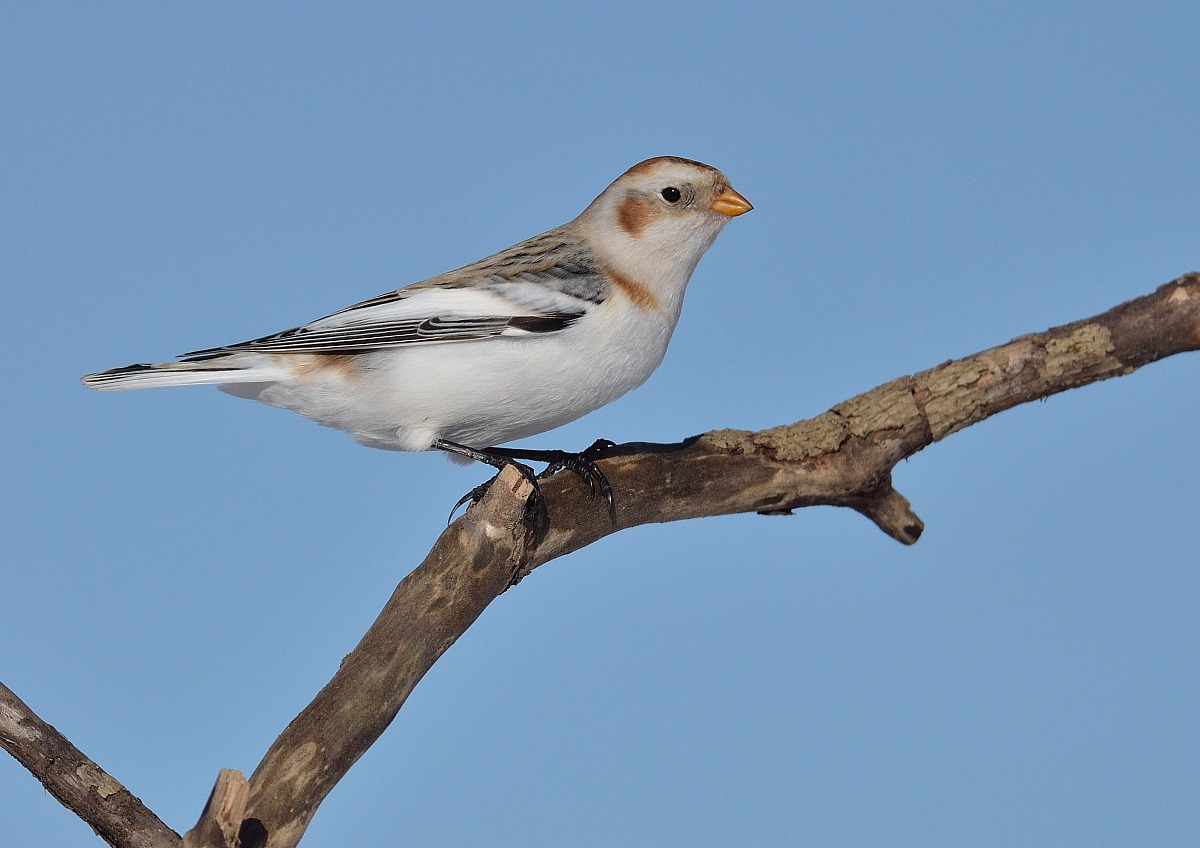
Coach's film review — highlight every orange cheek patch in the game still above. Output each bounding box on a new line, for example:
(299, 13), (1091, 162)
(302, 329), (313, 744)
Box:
(616, 195), (653, 237)
(605, 269), (659, 311)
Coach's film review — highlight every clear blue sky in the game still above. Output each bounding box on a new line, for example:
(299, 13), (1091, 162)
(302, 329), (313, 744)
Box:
(3, 3), (1198, 845)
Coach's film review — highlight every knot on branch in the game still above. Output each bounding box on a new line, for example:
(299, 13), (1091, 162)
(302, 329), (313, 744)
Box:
(847, 482), (924, 545)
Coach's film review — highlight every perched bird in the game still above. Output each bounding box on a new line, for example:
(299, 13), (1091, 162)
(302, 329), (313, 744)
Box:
(84, 156), (752, 518)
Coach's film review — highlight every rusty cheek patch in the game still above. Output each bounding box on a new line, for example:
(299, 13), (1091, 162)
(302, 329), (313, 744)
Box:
(278, 353), (360, 379)
(605, 269), (659, 311)
(616, 195), (654, 237)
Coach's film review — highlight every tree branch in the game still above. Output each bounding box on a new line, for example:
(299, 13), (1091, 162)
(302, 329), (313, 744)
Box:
(4, 274), (1197, 845)
(0, 681), (180, 848)
(233, 273), (1200, 847)
(183, 769), (249, 848)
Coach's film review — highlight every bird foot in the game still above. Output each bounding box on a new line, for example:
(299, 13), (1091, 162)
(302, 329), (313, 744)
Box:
(440, 438), (618, 528)
(488, 439), (616, 520)
(534, 439), (617, 520)
(446, 460), (549, 539)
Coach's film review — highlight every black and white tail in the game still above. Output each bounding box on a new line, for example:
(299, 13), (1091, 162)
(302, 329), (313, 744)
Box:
(82, 356), (280, 392)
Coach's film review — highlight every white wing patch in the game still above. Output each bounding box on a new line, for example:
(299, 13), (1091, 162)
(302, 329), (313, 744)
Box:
(182, 280), (592, 359)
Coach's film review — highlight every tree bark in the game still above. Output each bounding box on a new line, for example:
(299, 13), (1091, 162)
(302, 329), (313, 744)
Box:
(0, 682), (180, 848)
(238, 273), (1200, 847)
(4, 273), (1198, 847)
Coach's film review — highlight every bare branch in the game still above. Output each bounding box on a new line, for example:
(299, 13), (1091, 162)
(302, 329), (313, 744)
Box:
(240, 467), (539, 848)
(184, 769), (248, 848)
(234, 273), (1200, 847)
(4, 275), (1196, 845)
(0, 681), (180, 848)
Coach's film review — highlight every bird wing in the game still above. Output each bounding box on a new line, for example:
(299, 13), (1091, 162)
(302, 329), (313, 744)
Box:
(182, 228), (609, 359)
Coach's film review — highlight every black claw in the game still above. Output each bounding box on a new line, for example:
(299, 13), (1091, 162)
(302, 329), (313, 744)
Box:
(514, 440), (616, 521)
(521, 486), (549, 540)
(445, 460), (548, 536)
(447, 482), (492, 525)
(437, 437), (617, 529)
(502, 459), (549, 535)
(540, 452), (615, 520)
(573, 440), (617, 519)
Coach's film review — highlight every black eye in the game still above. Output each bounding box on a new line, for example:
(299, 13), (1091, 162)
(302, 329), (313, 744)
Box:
(660, 186), (682, 203)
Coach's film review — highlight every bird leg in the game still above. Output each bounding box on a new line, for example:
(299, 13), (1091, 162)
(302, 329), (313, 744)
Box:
(436, 440), (548, 535)
(439, 438), (618, 530)
(487, 438), (617, 520)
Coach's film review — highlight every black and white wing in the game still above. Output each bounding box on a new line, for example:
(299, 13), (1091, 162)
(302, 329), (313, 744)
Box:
(182, 227), (611, 360)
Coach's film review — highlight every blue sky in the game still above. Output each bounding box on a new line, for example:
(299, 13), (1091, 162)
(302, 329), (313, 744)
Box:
(2, 3), (1198, 845)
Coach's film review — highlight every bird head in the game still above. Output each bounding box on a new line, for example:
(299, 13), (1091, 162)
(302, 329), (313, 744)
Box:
(580, 156), (751, 287)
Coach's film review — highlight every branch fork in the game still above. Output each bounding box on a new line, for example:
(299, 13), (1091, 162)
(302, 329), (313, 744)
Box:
(3, 273), (1198, 847)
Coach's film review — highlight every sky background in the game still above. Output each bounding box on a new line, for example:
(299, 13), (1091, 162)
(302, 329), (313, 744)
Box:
(2, 3), (1198, 846)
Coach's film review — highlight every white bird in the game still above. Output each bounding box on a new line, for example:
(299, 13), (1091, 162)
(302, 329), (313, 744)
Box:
(84, 156), (752, 517)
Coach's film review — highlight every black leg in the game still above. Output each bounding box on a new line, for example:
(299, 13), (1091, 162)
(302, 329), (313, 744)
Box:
(435, 439), (547, 533)
(488, 439), (617, 520)
(437, 438), (619, 527)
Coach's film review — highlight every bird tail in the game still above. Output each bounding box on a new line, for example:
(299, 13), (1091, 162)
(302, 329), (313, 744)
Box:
(82, 356), (279, 392)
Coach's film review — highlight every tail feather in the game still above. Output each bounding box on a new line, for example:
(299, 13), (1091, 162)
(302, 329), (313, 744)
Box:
(82, 359), (277, 392)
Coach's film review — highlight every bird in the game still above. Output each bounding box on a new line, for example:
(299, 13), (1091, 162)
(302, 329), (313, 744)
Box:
(83, 156), (752, 522)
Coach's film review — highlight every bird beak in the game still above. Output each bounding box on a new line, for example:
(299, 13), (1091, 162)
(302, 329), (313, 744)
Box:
(710, 186), (753, 217)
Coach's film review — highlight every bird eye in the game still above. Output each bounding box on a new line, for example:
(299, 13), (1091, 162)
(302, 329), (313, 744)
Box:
(660, 186), (682, 203)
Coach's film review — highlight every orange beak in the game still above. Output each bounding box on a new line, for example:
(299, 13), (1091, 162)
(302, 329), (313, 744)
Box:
(710, 186), (753, 217)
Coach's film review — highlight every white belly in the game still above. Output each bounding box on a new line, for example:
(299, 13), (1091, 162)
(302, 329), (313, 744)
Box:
(242, 297), (676, 451)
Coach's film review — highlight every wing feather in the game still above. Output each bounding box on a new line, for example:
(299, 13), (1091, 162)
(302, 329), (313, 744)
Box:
(180, 229), (606, 359)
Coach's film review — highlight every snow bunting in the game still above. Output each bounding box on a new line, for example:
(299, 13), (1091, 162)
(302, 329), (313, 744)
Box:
(84, 156), (752, 518)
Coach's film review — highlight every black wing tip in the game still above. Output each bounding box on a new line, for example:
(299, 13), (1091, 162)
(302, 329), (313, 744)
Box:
(80, 363), (157, 390)
(82, 363), (154, 381)
(506, 314), (581, 334)
(179, 349), (228, 362)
